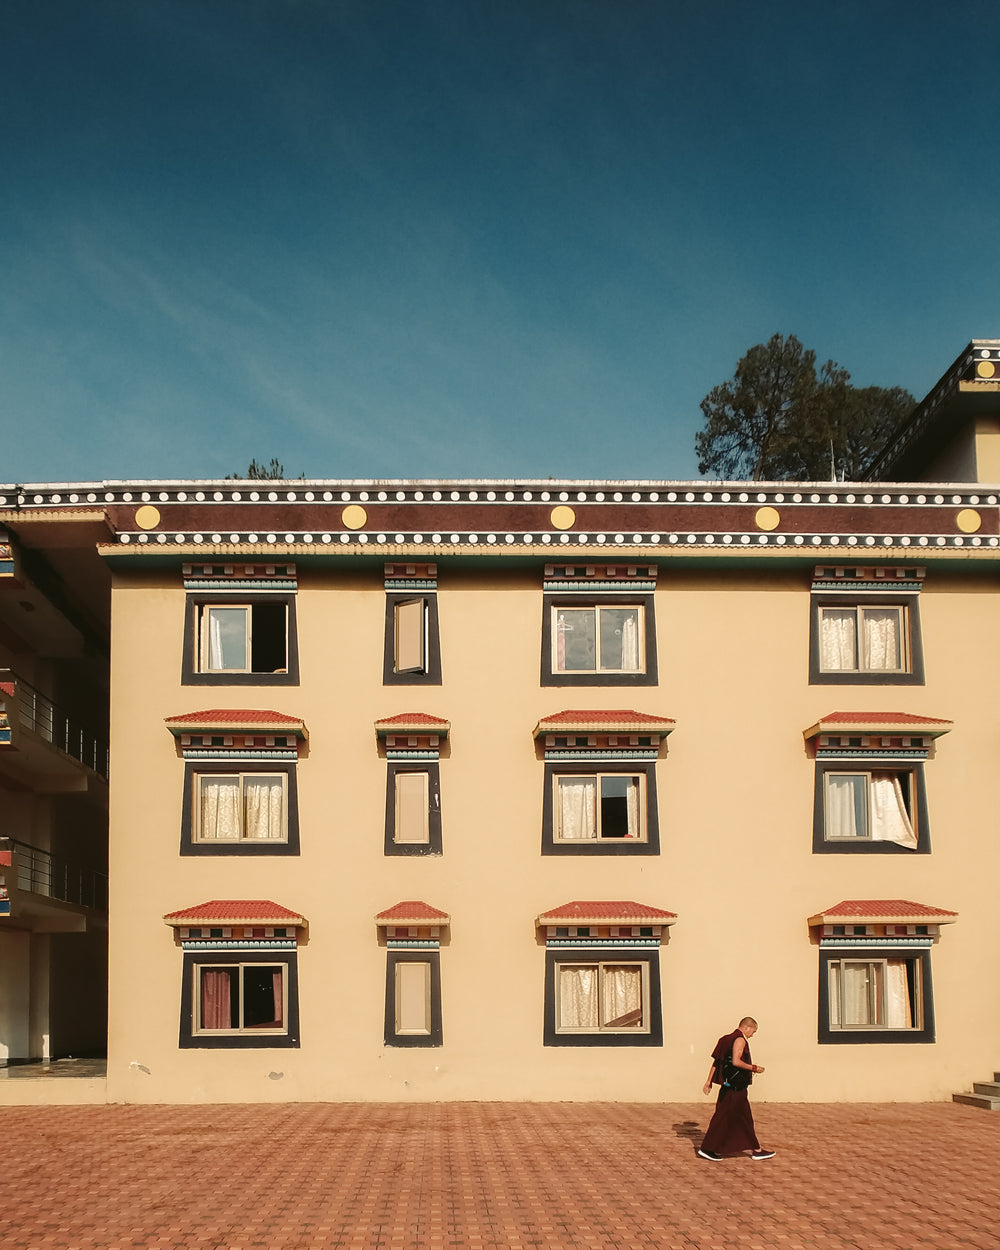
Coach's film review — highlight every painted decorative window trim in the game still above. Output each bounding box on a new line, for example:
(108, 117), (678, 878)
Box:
(166, 711), (307, 856)
(375, 714), (449, 856)
(808, 899), (956, 1045)
(534, 711), (673, 856)
(541, 564), (657, 687)
(383, 564), (441, 685)
(805, 713), (950, 856)
(376, 902), (448, 1048)
(165, 900), (306, 1050)
(181, 578), (300, 686)
(537, 901), (675, 1047)
(809, 566), (924, 686)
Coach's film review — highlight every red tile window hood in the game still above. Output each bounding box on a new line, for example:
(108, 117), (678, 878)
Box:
(165, 709), (307, 737)
(804, 712), (952, 740)
(376, 901), (450, 926)
(808, 899), (958, 927)
(374, 713), (450, 737)
(535, 710), (675, 736)
(376, 901), (449, 945)
(163, 899), (306, 927)
(537, 900), (677, 927)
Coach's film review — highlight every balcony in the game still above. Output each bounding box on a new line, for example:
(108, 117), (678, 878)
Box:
(0, 836), (107, 931)
(0, 670), (108, 788)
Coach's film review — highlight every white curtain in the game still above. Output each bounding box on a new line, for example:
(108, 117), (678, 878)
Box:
(869, 773), (917, 848)
(884, 960), (913, 1027)
(619, 612), (639, 671)
(826, 773), (916, 849)
(819, 608), (857, 670)
(836, 960), (879, 1026)
(554, 608), (593, 672)
(555, 609), (568, 672)
(828, 961), (842, 1026)
(206, 607), (248, 671)
(826, 774), (864, 838)
(625, 777), (639, 837)
(862, 609), (901, 671)
(557, 777), (597, 839)
(558, 965), (598, 1028)
(199, 776), (241, 839)
(602, 965), (642, 1028)
(829, 960), (912, 1028)
(209, 611), (225, 670)
(245, 776), (284, 839)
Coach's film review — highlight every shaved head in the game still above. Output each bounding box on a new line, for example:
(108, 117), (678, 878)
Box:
(739, 1016), (758, 1029)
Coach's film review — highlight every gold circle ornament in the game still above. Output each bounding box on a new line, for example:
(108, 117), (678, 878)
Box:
(754, 506), (780, 532)
(134, 505), (161, 530)
(957, 508), (982, 534)
(341, 504), (368, 530)
(550, 505), (576, 531)
(975, 360), (996, 379)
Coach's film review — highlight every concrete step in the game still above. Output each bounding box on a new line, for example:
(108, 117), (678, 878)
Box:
(952, 1091), (1000, 1110)
(973, 1081), (1000, 1097)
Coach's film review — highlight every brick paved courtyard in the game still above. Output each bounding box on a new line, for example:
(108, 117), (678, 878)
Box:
(1, 1101), (998, 1250)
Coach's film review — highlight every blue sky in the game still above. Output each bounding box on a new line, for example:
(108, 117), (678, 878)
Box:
(2, 0), (998, 485)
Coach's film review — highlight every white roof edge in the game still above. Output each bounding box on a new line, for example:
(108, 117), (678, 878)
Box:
(5, 477), (1000, 492)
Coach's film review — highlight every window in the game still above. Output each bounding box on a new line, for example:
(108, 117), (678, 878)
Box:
(541, 595), (657, 687)
(383, 594), (441, 685)
(819, 949), (933, 1044)
(557, 960), (646, 1031)
(201, 603), (286, 673)
(542, 762), (658, 855)
(395, 771), (428, 843)
(384, 951), (442, 1046)
(196, 772), (285, 841)
(819, 605), (905, 673)
(810, 596), (923, 685)
(179, 951), (300, 1048)
(815, 764), (927, 853)
(543, 949), (662, 1046)
(556, 772), (642, 840)
(182, 595), (299, 686)
(196, 963), (286, 1032)
(395, 599), (427, 674)
(806, 713), (948, 855)
(181, 762), (299, 856)
(384, 764), (442, 856)
(554, 605), (643, 674)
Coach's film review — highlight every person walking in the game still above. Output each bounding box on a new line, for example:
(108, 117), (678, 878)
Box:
(697, 1016), (775, 1161)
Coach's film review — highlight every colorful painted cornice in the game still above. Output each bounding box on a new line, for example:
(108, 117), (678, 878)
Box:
(3, 478), (1000, 560)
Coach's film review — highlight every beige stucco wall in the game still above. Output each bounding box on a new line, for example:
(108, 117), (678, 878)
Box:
(914, 414), (1000, 484)
(106, 559), (1000, 1104)
(973, 417), (1000, 483)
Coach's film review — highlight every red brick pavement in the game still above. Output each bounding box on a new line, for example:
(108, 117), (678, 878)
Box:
(1, 1101), (998, 1250)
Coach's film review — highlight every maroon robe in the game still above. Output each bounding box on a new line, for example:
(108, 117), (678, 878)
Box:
(701, 1028), (761, 1155)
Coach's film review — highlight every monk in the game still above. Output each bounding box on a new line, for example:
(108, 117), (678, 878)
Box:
(697, 1016), (775, 1161)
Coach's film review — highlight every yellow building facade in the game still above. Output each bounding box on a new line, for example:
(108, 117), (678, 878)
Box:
(2, 339), (1000, 1105)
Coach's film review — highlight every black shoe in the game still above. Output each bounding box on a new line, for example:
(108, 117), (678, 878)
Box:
(696, 1148), (723, 1161)
(750, 1149), (775, 1160)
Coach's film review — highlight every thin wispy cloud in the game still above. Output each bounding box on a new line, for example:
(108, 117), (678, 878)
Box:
(2, 1), (999, 486)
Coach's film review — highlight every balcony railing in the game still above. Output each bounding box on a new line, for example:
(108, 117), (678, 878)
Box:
(0, 836), (108, 913)
(0, 669), (109, 779)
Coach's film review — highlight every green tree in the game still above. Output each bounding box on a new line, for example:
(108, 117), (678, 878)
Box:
(694, 334), (914, 481)
(226, 458), (304, 480)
